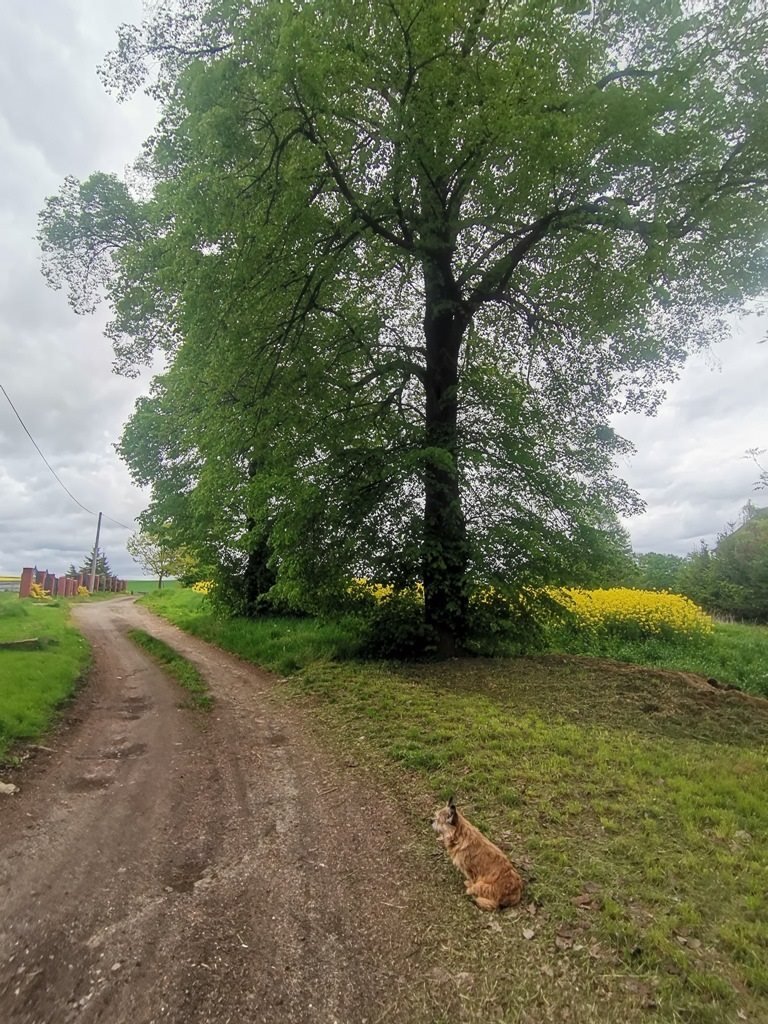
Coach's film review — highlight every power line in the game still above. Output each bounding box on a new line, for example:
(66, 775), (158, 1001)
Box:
(0, 382), (135, 531)
(102, 511), (136, 531)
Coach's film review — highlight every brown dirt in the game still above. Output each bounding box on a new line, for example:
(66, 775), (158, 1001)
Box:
(537, 652), (768, 707)
(0, 598), (438, 1024)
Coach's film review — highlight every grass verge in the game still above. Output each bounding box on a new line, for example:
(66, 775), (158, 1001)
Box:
(139, 588), (357, 674)
(141, 587), (768, 1023)
(127, 628), (212, 710)
(0, 593), (90, 764)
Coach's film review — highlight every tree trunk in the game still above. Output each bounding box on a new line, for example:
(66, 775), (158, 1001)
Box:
(422, 261), (470, 658)
(243, 532), (275, 615)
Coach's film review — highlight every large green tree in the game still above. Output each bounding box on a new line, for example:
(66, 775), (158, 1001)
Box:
(630, 552), (686, 592)
(40, 0), (768, 653)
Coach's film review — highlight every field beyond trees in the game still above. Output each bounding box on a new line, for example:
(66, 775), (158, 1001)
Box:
(139, 587), (768, 1023)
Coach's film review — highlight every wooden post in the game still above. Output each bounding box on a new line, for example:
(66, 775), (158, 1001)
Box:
(88, 512), (103, 592)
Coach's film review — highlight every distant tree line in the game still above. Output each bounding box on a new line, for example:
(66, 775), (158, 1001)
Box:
(622, 503), (768, 622)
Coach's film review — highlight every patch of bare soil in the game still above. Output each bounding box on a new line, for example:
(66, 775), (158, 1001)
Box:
(0, 598), (437, 1024)
(538, 652), (767, 705)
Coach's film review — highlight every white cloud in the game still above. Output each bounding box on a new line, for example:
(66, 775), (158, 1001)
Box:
(0, 0), (153, 578)
(615, 315), (768, 554)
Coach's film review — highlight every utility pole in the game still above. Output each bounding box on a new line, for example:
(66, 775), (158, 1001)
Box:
(88, 512), (102, 593)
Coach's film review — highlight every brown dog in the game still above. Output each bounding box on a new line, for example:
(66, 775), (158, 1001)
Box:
(432, 796), (523, 911)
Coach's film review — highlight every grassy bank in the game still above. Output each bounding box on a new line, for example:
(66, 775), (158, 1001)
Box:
(0, 594), (90, 763)
(127, 628), (212, 710)
(141, 587), (768, 1022)
(548, 621), (768, 698)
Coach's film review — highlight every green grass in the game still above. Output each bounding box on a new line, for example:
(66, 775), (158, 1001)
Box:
(0, 593), (90, 763)
(141, 586), (768, 1023)
(139, 588), (358, 674)
(127, 628), (213, 710)
(140, 588), (768, 696)
(289, 657), (768, 1022)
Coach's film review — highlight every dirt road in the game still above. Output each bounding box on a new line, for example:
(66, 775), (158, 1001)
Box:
(0, 598), (436, 1024)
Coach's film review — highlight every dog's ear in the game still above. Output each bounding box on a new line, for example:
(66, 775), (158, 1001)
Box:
(447, 795), (457, 823)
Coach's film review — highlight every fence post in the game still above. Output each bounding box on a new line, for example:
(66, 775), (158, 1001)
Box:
(19, 567), (33, 598)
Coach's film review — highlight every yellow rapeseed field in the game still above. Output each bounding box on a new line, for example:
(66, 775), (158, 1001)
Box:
(551, 587), (713, 641)
(348, 579), (712, 644)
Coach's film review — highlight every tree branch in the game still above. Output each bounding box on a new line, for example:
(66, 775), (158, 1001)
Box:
(593, 67), (658, 90)
(289, 84), (414, 251)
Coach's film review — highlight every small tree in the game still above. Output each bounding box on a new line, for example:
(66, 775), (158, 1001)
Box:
(126, 530), (189, 589)
(747, 448), (768, 491)
(79, 548), (112, 578)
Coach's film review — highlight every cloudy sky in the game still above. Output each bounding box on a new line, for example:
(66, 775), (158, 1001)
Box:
(0, 2), (766, 580)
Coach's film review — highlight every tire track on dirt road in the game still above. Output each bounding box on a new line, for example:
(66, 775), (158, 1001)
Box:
(0, 597), (439, 1024)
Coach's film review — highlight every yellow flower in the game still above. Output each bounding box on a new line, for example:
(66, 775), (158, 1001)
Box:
(549, 587), (713, 641)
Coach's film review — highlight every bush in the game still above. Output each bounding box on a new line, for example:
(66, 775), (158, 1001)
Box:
(466, 587), (565, 655)
(0, 600), (29, 620)
(349, 579), (568, 658)
(354, 590), (433, 659)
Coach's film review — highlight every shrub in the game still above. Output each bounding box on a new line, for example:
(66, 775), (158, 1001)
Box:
(466, 586), (567, 655)
(354, 589), (433, 659)
(349, 579), (567, 657)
